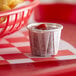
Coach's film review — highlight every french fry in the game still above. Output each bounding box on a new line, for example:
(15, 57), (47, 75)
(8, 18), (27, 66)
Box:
(0, 5), (11, 11)
(8, 0), (24, 8)
(0, 17), (6, 23)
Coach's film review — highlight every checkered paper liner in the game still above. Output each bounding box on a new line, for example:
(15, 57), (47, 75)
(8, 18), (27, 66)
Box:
(0, 27), (76, 65)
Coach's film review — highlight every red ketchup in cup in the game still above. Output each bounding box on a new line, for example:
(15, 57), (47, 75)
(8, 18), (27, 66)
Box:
(27, 23), (63, 57)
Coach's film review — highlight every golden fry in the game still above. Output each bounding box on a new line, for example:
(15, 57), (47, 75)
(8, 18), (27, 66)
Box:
(0, 5), (11, 11)
(0, 17), (6, 23)
(8, 0), (24, 8)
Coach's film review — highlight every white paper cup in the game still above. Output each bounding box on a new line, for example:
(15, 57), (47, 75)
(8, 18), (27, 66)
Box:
(27, 23), (63, 57)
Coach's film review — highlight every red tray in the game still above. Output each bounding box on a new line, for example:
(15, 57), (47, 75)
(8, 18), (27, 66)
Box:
(0, 22), (76, 76)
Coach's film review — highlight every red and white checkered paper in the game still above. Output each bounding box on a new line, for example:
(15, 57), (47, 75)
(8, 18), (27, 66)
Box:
(0, 27), (76, 65)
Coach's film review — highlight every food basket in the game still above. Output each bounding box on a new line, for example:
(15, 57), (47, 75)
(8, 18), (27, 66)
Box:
(0, 0), (39, 37)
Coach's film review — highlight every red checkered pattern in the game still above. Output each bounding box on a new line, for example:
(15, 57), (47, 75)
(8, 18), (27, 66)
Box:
(0, 27), (76, 65)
